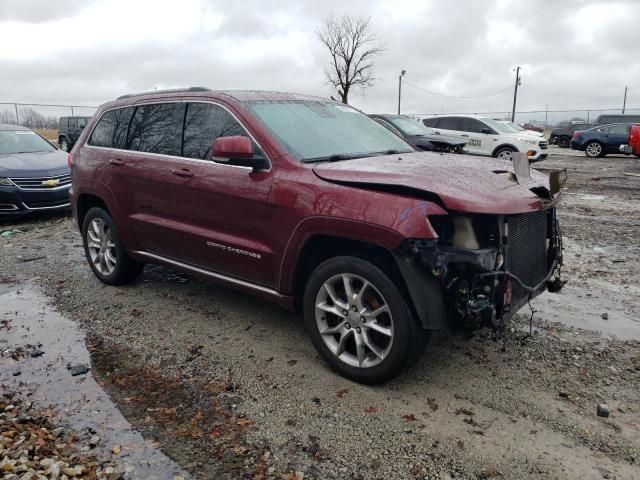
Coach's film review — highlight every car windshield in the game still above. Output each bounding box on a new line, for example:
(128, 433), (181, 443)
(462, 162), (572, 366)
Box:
(386, 116), (437, 136)
(246, 100), (413, 162)
(502, 121), (525, 132)
(481, 118), (513, 134)
(0, 130), (56, 154)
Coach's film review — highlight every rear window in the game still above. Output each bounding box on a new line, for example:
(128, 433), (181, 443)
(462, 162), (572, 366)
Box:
(89, 107), (135, 149)
(127, 103), (181, 155)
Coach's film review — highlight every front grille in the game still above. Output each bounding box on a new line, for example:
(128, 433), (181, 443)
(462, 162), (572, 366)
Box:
(538, 140), (548, 150)
(507, 210), (548, 301)
(9, 173), (71, 190)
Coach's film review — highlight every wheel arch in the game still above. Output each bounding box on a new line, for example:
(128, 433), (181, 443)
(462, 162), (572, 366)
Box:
(492, 143), (519, 157)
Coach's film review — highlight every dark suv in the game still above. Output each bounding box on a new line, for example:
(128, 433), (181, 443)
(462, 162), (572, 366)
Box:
(70, 88), (564, 384)
(58, 116), (91, 152)
(549, 123), (592, 148)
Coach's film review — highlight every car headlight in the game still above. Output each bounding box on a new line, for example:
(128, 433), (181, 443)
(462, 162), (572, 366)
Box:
(518, 137), (538, 145)
(0, 178), (12, 186)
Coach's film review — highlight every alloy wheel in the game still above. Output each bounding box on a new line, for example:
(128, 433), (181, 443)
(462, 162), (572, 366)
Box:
(315, 273), (394, 368)
(497, 149), (514, 161)
(86, 218), (117, 275)
(586, 142), (602, 157)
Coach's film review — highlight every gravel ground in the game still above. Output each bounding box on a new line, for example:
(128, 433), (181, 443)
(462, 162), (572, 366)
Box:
(1, 150), (639, 479)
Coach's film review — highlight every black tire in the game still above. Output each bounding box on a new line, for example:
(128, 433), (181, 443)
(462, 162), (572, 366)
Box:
(59, 138), (69, 152)
(81, 207), (143, 285)
(557, 137), (570, 148)
(494, 146), (515, 161)
(584, 141), (605, 158)
(303, 256), (430, 384)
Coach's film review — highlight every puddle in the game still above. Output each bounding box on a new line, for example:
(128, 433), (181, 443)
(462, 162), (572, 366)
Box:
(0, 282), (187, 479)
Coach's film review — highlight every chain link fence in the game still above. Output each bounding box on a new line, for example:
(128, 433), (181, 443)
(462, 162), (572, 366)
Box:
(0, 102), (98, 130)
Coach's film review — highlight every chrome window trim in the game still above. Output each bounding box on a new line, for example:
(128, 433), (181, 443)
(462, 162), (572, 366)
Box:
(85, 99), (272, 172)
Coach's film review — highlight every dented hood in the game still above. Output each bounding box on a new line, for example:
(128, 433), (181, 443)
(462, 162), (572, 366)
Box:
(313, 152), (551, 214)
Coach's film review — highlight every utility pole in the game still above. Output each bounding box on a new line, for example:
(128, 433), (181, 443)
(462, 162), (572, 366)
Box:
(14, 103), (19, 124)
(545, 104), (548, 127)
(511, 66), (521, 122)
(622, 86), (628, 114)
(397, 70), (406, 115)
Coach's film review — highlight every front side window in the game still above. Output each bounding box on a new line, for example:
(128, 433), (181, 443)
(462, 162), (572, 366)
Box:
(182, 103), (246, 160)
(78, 118), (87, 128)
(460, 118), (487, 134)
(608, 124), (630, 135)
(247, 100), (412, 162)
(479, 118), (512, 134)
(69, 118), (77, 129)
(0, 130), (56, 154)
(127, 103), (181, 155)
(89, 107), (135, 149)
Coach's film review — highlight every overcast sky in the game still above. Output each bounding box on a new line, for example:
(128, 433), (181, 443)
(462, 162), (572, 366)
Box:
(1, 0), (639, 122)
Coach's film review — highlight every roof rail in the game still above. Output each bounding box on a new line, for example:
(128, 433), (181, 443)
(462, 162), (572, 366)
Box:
(116, 86), (211, 100)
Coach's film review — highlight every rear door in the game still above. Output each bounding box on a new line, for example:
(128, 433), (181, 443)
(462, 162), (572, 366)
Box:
(459, 118), (494, 155)
(434, 116), (462, 137)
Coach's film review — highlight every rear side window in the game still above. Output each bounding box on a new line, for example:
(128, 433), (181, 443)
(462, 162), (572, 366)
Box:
(127, 103), (181, 155)
(460, 118), (486, 133)
(182, 103), (246, 160)
(438, 117), (462, 131)
(89, 107), (135, 149)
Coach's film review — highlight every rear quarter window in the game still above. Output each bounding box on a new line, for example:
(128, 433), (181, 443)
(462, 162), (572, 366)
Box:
(89, 107), (135, 149)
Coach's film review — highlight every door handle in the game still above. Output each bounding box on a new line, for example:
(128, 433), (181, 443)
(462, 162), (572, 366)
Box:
(109, 158), (124, 166)
(170, 168), (194, 178)
(461, 134), (469, 137)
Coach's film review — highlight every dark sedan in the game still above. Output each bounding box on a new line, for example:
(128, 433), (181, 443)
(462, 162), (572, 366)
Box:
(570, 123), (639, 158)
(370, 114), (467, 153)
(0, 124), (71, 217)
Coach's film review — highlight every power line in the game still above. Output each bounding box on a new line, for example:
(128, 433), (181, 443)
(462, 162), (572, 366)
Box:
(403, 80), (513, 99)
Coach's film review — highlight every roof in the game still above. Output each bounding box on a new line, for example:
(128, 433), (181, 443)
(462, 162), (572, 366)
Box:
(0, 124), (29, 131)
(102, 89), (336, 110)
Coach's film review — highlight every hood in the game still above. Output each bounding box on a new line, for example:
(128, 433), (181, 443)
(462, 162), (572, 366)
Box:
(0, 150), (69, 178)
(313, 152), (551, 214)
(408, 134), (466, 146)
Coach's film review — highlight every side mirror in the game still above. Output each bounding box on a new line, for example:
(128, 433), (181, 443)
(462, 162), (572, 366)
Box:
(481, 128), (493, 134)
(212, 136), (267, 170)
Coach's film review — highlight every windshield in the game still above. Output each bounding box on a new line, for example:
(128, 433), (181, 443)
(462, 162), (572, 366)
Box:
(386, 116), (436, 136)
(0, 130), (56, 154)
(246, 100), (413, 162)
(481, 118), (514, 134)
(502, 121), (525, 132)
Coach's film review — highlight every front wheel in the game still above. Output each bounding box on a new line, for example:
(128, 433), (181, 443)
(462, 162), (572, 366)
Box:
(82, 207), (143, 285)
(585, 141), (604, 158)
(59, 138), (69, 152)
(494, 146), (515, 161)
(303, 256), (429, 384)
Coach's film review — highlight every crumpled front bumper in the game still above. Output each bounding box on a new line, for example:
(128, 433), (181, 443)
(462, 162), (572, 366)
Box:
(394, 208), (563, 332)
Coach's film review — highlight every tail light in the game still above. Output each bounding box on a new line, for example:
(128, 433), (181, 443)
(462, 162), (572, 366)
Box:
(67, 152), (74, 168)
(572, 131), (582, 139)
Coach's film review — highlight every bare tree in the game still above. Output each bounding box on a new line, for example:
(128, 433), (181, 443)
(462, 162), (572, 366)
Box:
(317, 15), (384, 104)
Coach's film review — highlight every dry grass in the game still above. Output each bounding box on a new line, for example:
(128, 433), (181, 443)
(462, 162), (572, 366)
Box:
(35, 128), (59, 142)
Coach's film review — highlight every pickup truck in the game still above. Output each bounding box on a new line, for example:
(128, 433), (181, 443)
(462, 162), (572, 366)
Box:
(620, 124), (640, 157)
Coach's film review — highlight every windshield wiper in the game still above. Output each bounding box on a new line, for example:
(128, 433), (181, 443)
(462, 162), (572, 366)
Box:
(301, 153), (366, 163)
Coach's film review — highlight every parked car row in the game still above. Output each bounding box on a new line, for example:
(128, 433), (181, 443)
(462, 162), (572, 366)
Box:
(570, 122), (640, 157)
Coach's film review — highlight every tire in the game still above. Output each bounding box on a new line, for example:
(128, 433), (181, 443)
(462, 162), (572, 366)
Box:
(557, 137), (570, 148)
(494, 146), (515, 161)
(585, 141), (604, 158)
(81, 207), (143, 285)
(303, 256), (430, 384)
(59, 138), (69, 152)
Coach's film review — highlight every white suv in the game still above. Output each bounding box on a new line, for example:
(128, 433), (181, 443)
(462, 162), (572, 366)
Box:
(422, 115), (548, 161)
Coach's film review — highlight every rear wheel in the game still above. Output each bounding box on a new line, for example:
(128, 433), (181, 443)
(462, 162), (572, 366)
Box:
(585, 141), (604, 158)
(59, 138), (69, 152)
(303, 256), (430, 384)
(82, 207), (143, 285)
(557, 137), (570, 148)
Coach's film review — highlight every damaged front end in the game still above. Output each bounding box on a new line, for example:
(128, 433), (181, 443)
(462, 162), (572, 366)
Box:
(394, 207), (564, 335)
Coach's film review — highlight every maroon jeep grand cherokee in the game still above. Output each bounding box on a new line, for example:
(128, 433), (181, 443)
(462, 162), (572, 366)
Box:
(70, 88), (564, 384)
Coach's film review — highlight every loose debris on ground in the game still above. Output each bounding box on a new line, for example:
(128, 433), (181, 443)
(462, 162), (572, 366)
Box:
(0, 393), (120, 479)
